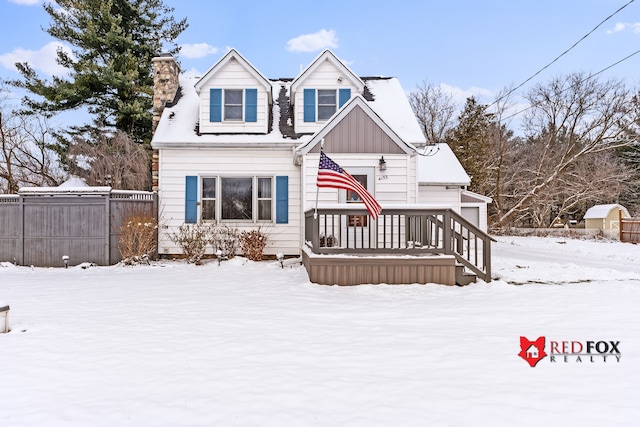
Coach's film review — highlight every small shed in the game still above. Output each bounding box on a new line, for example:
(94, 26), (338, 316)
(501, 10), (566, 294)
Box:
(583, 204), (630, 238)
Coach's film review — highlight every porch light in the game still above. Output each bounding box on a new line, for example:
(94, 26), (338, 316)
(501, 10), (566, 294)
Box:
(379, 156), (387, 171)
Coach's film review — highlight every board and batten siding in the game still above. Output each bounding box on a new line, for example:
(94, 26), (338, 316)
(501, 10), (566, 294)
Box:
(302, 153), (416, 209)
(198, 60), (270, 134)
(157, 147), (301, 256)
(294, 60), (359, 134)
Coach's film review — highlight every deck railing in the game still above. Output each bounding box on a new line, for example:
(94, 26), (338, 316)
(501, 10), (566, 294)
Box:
(304, 206), (495, 282)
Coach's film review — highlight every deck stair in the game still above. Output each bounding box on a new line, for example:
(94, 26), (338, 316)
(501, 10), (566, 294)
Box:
(455, 264), (477, 286)
(304, 206), (495, 286)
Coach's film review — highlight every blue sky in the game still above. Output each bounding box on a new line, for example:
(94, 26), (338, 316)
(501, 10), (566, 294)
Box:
(1, 0), (639, 114)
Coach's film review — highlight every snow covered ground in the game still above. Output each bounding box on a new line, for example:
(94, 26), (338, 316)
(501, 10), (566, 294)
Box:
(1, 236), (638, 426)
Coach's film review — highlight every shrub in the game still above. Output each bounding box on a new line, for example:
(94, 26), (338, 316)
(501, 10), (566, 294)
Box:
(169, 222), (213, 265)
(319, 233), (337, 247)
(211, 225), (240, 260)
(239, 227), (268, 261)
(118, 213), (157, 264)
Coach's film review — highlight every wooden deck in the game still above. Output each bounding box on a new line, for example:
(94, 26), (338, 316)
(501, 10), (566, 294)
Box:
(302, 250), (456, 286)
(304, 206), (494, 286)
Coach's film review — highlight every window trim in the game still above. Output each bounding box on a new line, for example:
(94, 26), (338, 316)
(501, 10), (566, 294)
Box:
(201, 177), (217, 221)
(199, 175), (274, 223)
(223, 88), (244, 122)
(317, 89), (337, 121)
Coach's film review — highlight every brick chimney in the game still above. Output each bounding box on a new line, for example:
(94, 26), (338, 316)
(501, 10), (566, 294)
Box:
(151, 54), (179, 192)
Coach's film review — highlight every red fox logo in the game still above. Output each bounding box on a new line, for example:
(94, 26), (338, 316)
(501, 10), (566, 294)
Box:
(518, 336), (548, 367)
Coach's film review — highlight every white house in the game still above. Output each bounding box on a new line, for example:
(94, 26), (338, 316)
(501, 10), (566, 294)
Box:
(151, 49), (491, 279)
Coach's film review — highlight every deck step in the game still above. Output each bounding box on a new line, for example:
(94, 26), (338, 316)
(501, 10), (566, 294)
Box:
(455, 264), (477, 286)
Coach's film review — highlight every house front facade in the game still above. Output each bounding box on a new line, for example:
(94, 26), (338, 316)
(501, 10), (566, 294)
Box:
(151, 49), (488, 265)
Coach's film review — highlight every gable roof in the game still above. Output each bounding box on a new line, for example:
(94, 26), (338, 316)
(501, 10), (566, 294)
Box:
(152, 50), (425, 149)
(295, 94), (416, 158)
(290, 50), (365, 96)
(583, 204), (630, 219)
(417, 144), (471, 186)
(194, 48), (273, 102)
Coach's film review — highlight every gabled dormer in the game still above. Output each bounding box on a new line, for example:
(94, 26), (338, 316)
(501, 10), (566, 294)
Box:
(290, 50), (365, 134)
(194, 49), (273, 134)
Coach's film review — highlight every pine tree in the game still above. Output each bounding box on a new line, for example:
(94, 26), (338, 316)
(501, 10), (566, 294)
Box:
(11, 0), (187, 146)
(445, 97), (495, 193)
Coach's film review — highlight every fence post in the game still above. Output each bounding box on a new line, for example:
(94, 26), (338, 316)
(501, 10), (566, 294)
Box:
(105, 192), (111, 265)
(17, 195), (24, 266)
(619, 209), (623, 242)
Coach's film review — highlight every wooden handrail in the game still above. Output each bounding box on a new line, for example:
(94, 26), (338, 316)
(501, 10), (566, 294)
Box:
(304, 207), (495, 282)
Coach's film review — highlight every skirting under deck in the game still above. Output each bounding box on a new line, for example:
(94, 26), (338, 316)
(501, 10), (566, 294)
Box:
(302, 250), (456, 286)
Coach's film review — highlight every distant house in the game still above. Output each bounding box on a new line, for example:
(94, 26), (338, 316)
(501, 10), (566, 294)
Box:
(583, 204), (630, 238)
(150, 49), (493, 285)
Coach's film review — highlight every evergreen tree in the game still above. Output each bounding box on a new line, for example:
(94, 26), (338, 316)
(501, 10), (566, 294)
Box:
(11, 0), (187, 146)
(616, 137), (640, 215)
(445, 97), (495, 193)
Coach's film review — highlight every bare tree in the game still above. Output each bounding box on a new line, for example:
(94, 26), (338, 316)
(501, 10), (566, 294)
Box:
(1, 88), (65, 193)
(493, 73), (636, 228)
(409, 81), (457, 145)
(68, 130), (151, 190)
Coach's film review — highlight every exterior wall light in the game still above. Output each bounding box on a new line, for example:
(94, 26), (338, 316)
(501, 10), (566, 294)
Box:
(379, 156), (387, 171)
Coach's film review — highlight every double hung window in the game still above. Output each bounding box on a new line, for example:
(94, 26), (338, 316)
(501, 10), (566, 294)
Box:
(224, 89), (243, 121)
(317, 89), (337, 121)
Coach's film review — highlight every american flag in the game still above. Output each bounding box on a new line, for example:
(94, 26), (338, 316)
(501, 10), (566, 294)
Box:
(317, 151), (382, 220)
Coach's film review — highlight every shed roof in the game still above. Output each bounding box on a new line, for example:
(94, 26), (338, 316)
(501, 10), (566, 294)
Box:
(583, 204), (630, 219)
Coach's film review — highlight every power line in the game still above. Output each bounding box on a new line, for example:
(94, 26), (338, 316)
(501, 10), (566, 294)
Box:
(498, 48), (640, 122)
(489, 0), (636, 109)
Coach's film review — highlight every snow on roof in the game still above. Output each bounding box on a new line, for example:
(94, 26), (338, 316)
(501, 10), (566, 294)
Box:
(365, 78), (425, 146)
(417, 144), (470, 185)
(151, 75), (299, 147)
(151, 75), (425, 148)
(583, 204), (629, 219)
(58, 177), (89, 188)
(19, 177), (110, 194)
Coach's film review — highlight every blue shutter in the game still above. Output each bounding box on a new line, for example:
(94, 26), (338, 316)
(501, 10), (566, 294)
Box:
(339, 88), (351, 108)
(185, 176), (198, 223)
(303, 88), (316, 122)
(275, 176), (288, 224)
(210, 88), (222, 122)
(245, 88), (257, 122)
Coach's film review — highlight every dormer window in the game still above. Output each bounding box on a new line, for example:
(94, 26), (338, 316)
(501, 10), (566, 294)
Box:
(224, 89), (243, 121)
(303, 88), (351, 122)
(209, 88), (258, 123)
(317, 90), (337, 121)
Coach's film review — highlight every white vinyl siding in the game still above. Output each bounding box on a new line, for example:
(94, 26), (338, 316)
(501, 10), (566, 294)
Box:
(199, 60), (270, 134)
(157, 148), (300, 256)
(417, 185), (463, 212)
(294, 60), (358, 134)
(302, 153), (416, 210)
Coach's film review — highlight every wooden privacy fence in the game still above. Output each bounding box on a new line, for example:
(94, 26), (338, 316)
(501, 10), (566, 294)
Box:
(0, 188), (156, 267)
(620, 210), (640, 243)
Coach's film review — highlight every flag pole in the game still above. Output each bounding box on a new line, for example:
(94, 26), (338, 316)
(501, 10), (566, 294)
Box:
(314, 138), (325, 219)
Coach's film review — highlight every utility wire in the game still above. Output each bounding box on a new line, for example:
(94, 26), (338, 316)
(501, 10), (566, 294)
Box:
(489, 0), (636, 109)
(498, 48), (640, 122)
